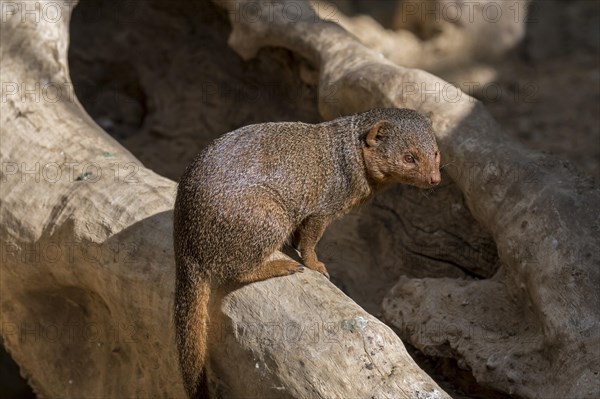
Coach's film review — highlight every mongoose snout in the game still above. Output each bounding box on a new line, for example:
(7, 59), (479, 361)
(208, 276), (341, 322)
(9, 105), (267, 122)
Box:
(422, 150), (442, 187)
(429, 149), (442, 185)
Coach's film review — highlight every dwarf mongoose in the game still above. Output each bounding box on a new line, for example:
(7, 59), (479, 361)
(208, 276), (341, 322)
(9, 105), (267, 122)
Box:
(173, 108), (441, 398)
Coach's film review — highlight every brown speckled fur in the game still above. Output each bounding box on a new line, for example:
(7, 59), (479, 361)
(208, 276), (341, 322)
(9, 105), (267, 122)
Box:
(173, 108), (440, 398)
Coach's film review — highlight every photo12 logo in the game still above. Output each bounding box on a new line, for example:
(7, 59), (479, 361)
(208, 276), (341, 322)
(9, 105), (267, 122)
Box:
(2, 81), (77, 104)
(1, 1), (78, 24)
(398, 1), (532, 24)
(1, 241), (141, 265)
(223, 0), (338, 24)
(2, 161), (140, 184)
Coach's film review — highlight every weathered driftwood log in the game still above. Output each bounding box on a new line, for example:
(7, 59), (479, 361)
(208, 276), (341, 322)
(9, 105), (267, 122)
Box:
(213, 0), (600, 398)
(0, 1), (450, 398)
(311, 0), (529, 86)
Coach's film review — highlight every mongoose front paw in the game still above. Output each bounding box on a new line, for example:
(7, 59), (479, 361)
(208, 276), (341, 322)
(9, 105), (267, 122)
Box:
(305, 260), (330, 279)
(290, 265), (305, 275)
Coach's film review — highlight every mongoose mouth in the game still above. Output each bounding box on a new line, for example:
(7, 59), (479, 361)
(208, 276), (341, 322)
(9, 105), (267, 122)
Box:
(414, 180), (440, 189)
(390, 174), (440, 189)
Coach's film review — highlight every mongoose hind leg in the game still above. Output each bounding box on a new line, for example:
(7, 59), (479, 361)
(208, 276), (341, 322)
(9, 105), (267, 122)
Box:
(236, 259), (304, 285)
(296, 215), (331, 279)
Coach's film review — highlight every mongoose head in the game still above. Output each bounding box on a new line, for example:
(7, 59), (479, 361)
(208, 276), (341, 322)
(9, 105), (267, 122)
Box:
(362, 109), (441, 188)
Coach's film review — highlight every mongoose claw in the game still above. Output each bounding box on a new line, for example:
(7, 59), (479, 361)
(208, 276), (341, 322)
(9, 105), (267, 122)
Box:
(304, 259), (330, 279)
(317, 267), (330, 279)
(290, 265), (305, 275)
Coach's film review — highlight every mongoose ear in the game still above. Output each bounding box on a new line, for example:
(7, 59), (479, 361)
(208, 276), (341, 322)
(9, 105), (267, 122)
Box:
(365, 121), (392, 147)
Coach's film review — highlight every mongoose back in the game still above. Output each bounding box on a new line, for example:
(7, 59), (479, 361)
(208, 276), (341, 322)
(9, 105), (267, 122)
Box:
(173, 108), (441, 398)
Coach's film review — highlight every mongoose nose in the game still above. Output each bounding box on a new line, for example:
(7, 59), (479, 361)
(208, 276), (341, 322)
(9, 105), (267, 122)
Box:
(430, 173), (441, 185)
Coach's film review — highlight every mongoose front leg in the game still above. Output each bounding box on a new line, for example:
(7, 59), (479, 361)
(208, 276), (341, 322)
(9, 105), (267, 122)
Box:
(236, 259), (304, 285)
(296, 215), (331, 278)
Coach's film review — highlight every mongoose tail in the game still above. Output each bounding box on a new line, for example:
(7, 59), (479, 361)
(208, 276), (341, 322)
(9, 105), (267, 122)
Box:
(174, 261), (211, 399)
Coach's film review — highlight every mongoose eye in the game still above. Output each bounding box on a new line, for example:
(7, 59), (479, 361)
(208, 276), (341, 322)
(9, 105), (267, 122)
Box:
(404, 154), (415, 164)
